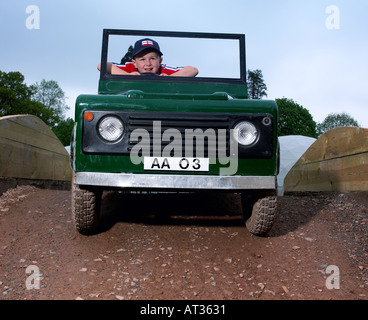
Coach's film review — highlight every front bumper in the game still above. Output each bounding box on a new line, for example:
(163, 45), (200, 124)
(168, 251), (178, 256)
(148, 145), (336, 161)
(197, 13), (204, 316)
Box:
(75, 172), (276, 191)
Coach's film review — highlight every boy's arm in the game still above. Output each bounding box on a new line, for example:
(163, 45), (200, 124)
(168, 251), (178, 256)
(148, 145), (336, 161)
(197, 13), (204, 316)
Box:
(97, 62), (140, 75)
(162, 66), (198, 77)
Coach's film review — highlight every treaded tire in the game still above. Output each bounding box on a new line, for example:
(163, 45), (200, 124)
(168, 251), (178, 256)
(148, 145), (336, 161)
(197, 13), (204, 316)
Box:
(72, 174), (101, 235)
(242, 194), (277, 236)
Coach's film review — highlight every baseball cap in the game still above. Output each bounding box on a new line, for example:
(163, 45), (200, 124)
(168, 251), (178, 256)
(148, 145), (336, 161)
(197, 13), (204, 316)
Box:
(133, 38), (163, 57)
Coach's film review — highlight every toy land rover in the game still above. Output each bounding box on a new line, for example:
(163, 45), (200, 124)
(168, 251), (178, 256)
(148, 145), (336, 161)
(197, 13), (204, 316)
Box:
(70, 29), (279, 236)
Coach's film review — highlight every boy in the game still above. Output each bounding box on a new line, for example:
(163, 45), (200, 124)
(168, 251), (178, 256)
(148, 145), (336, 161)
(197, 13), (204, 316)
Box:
(98, 38), (198, 77)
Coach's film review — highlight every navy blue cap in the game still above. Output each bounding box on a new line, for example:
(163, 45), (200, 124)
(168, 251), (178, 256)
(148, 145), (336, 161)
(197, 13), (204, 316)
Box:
(133, 38), (163, 57)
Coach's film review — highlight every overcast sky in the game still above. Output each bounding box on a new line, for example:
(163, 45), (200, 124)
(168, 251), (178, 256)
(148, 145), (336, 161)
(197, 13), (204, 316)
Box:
(1, 0), (367, 127)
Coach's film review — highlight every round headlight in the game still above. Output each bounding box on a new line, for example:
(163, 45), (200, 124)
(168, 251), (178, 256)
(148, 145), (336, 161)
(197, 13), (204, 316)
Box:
(98, 116), (124, 142)
(233, 121), (258, 146)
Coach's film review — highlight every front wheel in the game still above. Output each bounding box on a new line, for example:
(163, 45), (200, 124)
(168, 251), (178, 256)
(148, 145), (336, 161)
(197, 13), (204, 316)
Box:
(241, 193), (277, 236)
(71, 173), (102, 235)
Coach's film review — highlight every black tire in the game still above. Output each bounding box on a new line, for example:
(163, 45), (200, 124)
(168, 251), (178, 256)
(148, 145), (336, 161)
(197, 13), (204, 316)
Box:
(241, 193), (277, 236)
(71, 174), (101, 235)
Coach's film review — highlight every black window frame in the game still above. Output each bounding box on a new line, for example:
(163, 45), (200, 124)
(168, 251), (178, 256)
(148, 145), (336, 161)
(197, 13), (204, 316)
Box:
(99, 29), (246, 85)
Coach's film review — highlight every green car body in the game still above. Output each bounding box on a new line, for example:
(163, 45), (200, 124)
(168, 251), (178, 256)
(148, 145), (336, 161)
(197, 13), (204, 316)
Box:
(70, 29), (279, 236)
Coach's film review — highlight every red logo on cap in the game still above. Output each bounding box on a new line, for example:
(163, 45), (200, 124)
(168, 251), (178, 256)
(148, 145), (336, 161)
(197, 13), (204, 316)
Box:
(142, 40), (153, 46)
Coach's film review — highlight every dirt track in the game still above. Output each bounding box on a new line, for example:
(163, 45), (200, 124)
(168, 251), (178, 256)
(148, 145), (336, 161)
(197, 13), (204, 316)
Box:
(0, 186), (367, 300)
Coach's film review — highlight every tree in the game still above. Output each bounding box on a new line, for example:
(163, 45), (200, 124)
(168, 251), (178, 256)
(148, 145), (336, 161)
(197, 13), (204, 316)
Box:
(1, 71), (32, 115)
(32, 79), (69, 123)
(247, 69), (267, 99)
(0, 70), (74, 144)
(120, 45), (134, 65)
(0, 71), (33, 102)
(52, 117), (74, 146)
(0, 71), (59, 126)
(317, 112), (360, 136)
(276, 97), (317, 138)
(0, 70), (73, 129)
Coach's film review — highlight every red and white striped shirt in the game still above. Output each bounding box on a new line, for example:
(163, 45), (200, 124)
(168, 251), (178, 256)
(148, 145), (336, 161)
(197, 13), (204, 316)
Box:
(113, 62), (182, 76)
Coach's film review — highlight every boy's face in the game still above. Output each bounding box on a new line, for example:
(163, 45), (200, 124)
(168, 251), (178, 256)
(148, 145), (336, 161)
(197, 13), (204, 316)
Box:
(132, 51), (162, 74)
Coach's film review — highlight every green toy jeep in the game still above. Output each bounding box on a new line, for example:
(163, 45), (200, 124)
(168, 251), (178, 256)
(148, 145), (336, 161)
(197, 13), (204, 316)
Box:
(70, 29), (279, 236)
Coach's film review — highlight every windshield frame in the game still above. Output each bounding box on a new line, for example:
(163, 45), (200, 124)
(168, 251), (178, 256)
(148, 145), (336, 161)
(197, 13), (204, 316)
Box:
(99, 29), (246, 85)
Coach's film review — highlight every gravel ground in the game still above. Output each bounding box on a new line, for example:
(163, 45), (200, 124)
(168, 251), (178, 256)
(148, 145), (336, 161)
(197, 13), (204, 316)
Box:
(0, 186), (367, 301)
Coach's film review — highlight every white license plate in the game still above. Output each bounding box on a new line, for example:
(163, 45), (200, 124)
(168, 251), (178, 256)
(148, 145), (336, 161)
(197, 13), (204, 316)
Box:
(144, 157), (209, 172)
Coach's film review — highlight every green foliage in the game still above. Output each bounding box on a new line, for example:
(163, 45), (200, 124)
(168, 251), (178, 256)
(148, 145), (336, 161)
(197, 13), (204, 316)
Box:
(276, 97), (317, 138)
(0, 71), (35, 117)
(120, 45), (134, 65)
(52, 117), (75, 146)
(0, 70), (74, 145)
(0, 71), (33, 101)
(317, 112), (360, 136)
(32, 79), (69, 122)
(247, 69), (267, 99)
(1, 71), (62, 126)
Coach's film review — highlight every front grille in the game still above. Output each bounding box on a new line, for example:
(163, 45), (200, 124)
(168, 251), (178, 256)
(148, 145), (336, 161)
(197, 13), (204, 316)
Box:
(127, 112), (232, 158)
(82, 110), (274, 159)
